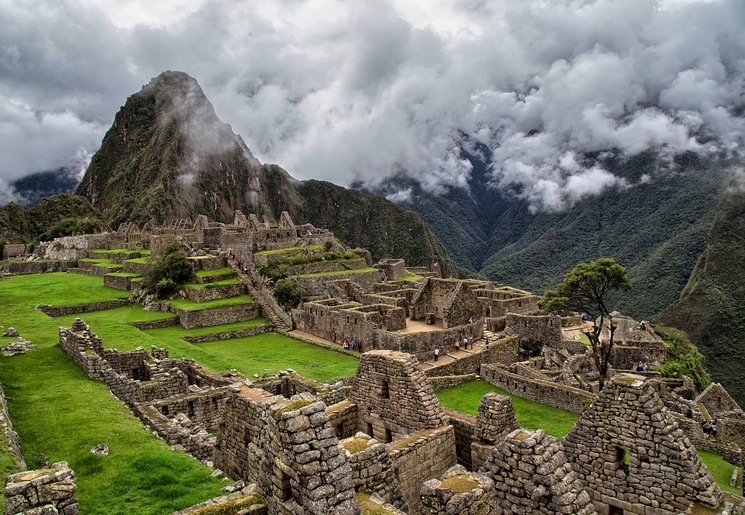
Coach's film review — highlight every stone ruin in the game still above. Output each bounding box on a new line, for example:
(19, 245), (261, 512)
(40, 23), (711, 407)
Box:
(5, 461), (78, 515)
(563, 373), (723, 513)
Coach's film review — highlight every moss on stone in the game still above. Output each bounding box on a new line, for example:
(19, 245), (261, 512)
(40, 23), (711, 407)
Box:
(188, 494), (264, 514)
(341, 437), (370, 455)
(355, 491), (397, 515)
(440, 475), (480, 493)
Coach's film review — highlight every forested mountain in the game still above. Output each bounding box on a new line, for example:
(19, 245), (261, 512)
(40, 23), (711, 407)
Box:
(74, 71), (457, 275)
(373, 146), (731, 319)
(660, 175), (745, 405)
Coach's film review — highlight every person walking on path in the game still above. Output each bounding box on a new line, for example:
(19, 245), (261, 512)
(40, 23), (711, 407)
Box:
(434, 347), (440, 361)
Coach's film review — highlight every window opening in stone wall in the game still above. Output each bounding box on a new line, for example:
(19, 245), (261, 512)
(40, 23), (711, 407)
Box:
(187, 400), (195, 417)
(212, 396), (218, 410)
(615, 447), (630, 474)
(385, 428), (392, 443)
(279, 470), (292, 501)
(381, 378), (390, 399)
(367, 422), (374, 437)
(161, 405), (169, 416)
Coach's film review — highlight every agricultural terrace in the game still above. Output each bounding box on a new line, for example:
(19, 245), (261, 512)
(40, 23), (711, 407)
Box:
(0, 272), (359, 513)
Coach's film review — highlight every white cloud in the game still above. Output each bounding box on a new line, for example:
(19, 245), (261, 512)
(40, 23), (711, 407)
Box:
(1, 0), (744, 211)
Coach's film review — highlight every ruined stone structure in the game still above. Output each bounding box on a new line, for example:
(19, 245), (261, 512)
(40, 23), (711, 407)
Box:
(5, 462), (78, 515)
(563, 373), (723, 514)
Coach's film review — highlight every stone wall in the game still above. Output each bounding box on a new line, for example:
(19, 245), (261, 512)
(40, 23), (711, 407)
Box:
(698, 383), (743, 418)
(129, 317), (180, 330)
(174, 302), (261, 329)
(293, 269), (381, 297)
(481, 363), (595, 414)
(481, 429), (596, 514)
(2, 244), (26, 258)
(610, 342), (669, 370)
(0, 383), (25, 474)
(374, 322), (483, 364)
(424, 338), (516, 378)
(181, 324), (270, 343)
(188, 255), (226, 271)
(563, 373), (722, 514)
(278, 258), (368, 277)
(5, 462), (78, 515)
(103, 273), (138, 290)
(340, 433), (407, 510)
(184, 282), (245, 303)
(444, 409), (477, 470)
(470, 393), (520, 471)
(376, 259), (406, 281)
(420, 465), (495, 515)
(387, 425), (457, 512)
(0, 260), (72, 276)
(38, 299), (130, 317)
(122, 260), (152, 275)
(351, 351), (448, 442)
(506, 313), (563, 358)
(326, 400), (358, 440)
(429, 374), (479, 391)
(410, 279), (483, 329)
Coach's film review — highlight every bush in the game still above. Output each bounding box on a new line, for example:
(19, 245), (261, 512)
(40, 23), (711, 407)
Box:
(272, 278), (306, 309)
(142, 241), (194, 298)
(654, 325), (711, 391)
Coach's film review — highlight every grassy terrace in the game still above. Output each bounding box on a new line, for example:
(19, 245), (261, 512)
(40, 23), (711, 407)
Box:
(195, 267), (234, 278)
(105, 272), (142, 278)
(0, 272), (360, 512)
(169, 294), (256, 311)
(92, 248), (151, 255)
(291, 267), (379, 278)
(186, 278), (241, 289)
(124, 257), (151, 264)
(437, 380), (742, 494)
(395, 273), (422, 281)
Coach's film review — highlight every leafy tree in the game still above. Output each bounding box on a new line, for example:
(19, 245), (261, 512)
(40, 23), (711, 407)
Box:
(142, 241), (194, 298)
(272, 278), (306, 309)
(540, 257), (631, 390)
(653, 326), (711, 391)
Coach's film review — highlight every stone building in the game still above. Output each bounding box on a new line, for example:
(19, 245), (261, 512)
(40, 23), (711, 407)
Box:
(409, 278), (483, 328)
(563, 373), (723, 514)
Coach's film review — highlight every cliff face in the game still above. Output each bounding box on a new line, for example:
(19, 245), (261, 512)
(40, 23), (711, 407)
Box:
(76, 71), (456, 274)
(660, 174), (745, 406)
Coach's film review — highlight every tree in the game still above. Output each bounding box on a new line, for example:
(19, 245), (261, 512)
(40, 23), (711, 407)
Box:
(540, 257), (631, 390)
(272, 278), (306, 309)
(142, 241), (194, 298)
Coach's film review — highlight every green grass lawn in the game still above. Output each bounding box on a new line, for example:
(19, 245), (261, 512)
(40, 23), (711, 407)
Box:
(698, 450), (742, 495)
(0, 272), (359, 512)
(255, 244), (322, 256)
(186, 278), (241, 289)
(195, 267), (234, 278)
(0, 347), (225, 514)
(169, 294), (256, 311)
(106, 272), (142, 278)
(437, 379), (579, 437)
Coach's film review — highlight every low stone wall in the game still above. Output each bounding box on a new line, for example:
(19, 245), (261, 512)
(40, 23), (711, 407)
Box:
(136, 405), (217, 462)
(610, 343), (669, 370)
(279, 258), (367, 277)
(182, 324), (270, 343)
(104, 274), (138, 290)
(174, 302), (261, 329)
(129, 317), (180, 330)
(184, 283), (245, 303)
(481, 363), (595, 414)
(673, 413), (743, 466)
(375, 323), (484, 363)
(38, 299), (130, 317)
(341, 433), (407, 510)
(387, 425), (456, 512)
(424, 337), (519, 378)
(188, 255), (225, 271)
(5, 461), (78, 515)
(0, 383), (25, 475)
(0, 260), (72, 276)
(429, 374), (479, 391)
(293, 269), (381, 297)
(326, 400), (358, 439)
(444, 409), (477, 470)
(486, 317), (507, 332)
(122, 260), (152, 275)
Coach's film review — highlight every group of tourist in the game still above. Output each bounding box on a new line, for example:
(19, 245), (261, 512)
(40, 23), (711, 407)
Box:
(454, 335), (475, 352)
(702, 419), (718, 437)
(342, 338), (363, 353)
(635, 362), (650, 372)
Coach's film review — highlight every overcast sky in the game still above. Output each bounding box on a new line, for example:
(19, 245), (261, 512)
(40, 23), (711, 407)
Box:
(1, 0), (743, 210)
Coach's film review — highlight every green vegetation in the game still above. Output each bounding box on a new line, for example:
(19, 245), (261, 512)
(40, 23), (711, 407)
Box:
(187, 278), (241, 289)
(542, 258), (631, 390)
(195, 267), (234, 278)
(142, 241), (194, 298)
(395, 273), (421, 281)
(169, 295), (256, 311)
(653, 326), (711, 391)
(255, 244), (322, 256)
(436, 380), (579, 437)
(9, 272), (129, 308)
(106, 272), (142, 278)
(698, 451), (741, 495)
(272, 278), (306, 309)
(257, 249), (361, 282)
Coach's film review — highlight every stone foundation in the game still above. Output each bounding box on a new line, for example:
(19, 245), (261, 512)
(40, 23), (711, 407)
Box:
(5, 462), (78, 515)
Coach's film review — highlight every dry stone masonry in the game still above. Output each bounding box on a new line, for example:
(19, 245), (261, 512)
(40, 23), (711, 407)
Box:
(5, 462), (78, 515)
(563, 373), (723, 514)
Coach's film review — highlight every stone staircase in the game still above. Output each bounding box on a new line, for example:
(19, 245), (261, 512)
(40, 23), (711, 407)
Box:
(233, 261), (293, 331)
(419, 323), (498, 372)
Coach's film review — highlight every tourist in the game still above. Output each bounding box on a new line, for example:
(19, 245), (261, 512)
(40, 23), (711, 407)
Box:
(702, 420), (712, 434)
(455, 339), (460, 352)
(485, 338), (490, 350)
(468, 316), (473, 324)
(635, 362), (644, 372)
(434, 347), (440, 361)
(343, 338), (349, 350)
(710, 420), (718, 437)
(351, 338), (357, 351)
(469, 336), (474, 349)
(498, 331), (504, 339)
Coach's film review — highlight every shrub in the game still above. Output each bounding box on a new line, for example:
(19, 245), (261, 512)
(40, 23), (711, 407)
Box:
(272, 278), (306, 309)
(142, 241), (194, 298)
(654, 325), (711, 391)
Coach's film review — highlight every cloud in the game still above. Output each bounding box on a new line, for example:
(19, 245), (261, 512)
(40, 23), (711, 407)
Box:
(1, 0), (744, 211)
